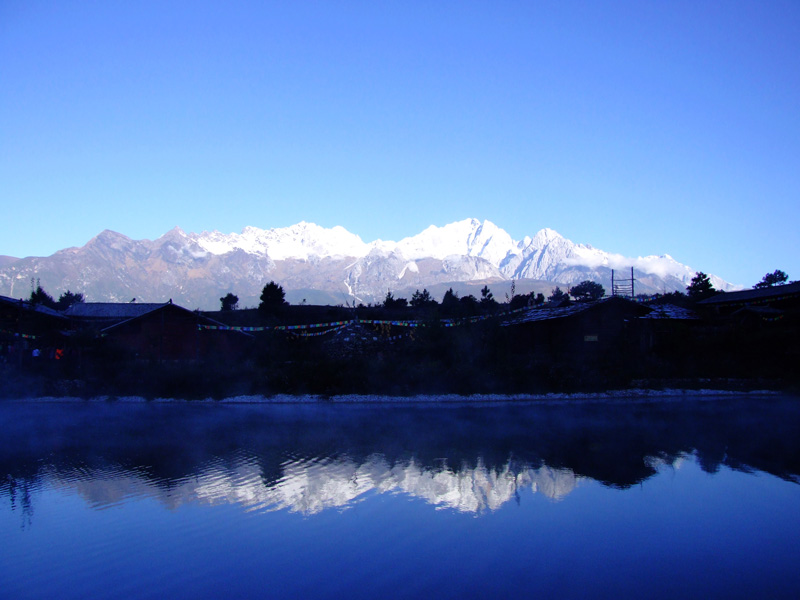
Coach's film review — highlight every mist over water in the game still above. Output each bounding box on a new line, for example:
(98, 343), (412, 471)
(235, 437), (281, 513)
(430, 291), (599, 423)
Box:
(2, 397), (799, 599)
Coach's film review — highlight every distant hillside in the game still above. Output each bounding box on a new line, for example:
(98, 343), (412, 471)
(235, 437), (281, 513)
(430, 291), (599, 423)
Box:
(0, 256), (19, 269)
(0, 219), (736, 309)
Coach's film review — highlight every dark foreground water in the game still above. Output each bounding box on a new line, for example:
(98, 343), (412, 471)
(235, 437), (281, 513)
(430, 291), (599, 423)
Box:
(1, 396), (799, 599)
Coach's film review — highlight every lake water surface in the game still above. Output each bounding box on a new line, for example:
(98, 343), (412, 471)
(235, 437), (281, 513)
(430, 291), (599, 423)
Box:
(2, 396), (799, 599)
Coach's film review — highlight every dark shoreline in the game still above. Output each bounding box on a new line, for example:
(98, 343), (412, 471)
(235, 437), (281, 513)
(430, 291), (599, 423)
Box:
(3, 386), (790, 404)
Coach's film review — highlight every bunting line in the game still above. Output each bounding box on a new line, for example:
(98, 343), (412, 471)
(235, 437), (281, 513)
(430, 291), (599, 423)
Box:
(288, 324), (350, 338)
(197, 307), (530, 333)
(0, 328), (38, 339)
(762, 314), (784, 322)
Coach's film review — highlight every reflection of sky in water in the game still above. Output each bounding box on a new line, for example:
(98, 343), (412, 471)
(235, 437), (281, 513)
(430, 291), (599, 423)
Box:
(2, 398), (800, 599)
(20, 454), (585, 515)
(4, 454), (799, 600)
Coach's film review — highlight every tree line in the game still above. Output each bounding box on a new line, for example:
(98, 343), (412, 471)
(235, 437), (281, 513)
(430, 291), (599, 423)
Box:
(25, 267), (795, 315)
(27, 279), (84, 311)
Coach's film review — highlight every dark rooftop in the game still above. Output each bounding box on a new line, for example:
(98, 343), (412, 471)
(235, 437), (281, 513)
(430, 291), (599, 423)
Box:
(65, 302), (170, 319)
(0, 295), (68, 319)
(638, 303), (699, 320)
(697, 281), (800, 305)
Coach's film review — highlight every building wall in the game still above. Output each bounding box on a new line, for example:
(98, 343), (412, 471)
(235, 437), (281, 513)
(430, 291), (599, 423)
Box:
(105, 306), (248, 361)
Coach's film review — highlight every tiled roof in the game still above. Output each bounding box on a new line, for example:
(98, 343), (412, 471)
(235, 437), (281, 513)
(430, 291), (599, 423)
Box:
(501, 301), (595, 326)
(65, 302), (169, 319)
(81, 302), (255, 337)
(698, 281), (800, 305)
(0, 295), (68, 319)
(502, 296), (655, 326)
(639, 303), (700, 320)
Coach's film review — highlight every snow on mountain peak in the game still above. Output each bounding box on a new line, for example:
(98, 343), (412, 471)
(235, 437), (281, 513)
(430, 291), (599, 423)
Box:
(530, 228), (564, 246)
(0, 217), (742, 308)
(178, 218), (736, 293)
(196, 222), (370, 260)
(395, 218), (514, 263)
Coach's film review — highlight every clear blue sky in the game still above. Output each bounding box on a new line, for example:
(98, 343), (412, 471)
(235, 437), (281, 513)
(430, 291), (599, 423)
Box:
(2, 0), (798, 286)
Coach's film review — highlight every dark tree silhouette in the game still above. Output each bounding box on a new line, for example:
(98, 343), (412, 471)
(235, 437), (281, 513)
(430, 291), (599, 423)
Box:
(383, 291), (408, 309)
(509, 291), (545, 310)
(56, 290), (84, 310)
(410, 288), (436, 308)
(569, 280), (605, 302)
(441, 288), (460, 312)
(505, 280), (516, 304)
(754, 269), (789, 289)
(460, 294), (480, 315)
(259, 281), (287, 315)
(548, 286), (569, 303)
(509, 292), (530, 310)
(220, 292), (239, 311)
(686, 272), (716, 300)
(29, 280), (57, 309)
(480, 285), (497, 308)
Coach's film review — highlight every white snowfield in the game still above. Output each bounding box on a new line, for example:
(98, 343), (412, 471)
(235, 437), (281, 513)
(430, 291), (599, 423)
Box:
(0, 217), (738, 306)
(190, 218), (734, 290)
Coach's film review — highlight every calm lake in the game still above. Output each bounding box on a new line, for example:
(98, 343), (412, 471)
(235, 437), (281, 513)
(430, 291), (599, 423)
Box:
(2, 396), (799, 599)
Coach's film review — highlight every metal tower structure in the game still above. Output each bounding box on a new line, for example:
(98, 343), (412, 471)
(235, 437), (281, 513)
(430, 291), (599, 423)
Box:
(612, 267), (635, 298)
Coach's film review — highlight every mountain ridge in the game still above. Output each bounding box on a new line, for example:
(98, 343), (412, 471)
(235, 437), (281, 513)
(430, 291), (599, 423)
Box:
(0, 219), (736, 308)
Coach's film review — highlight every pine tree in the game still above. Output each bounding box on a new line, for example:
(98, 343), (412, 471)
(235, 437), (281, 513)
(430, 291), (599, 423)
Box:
(569, 280), (605, 301)
(258, 281), (287, 315)
(686, 272), (716, 300)
(56, 290), (85, 310)
(410, 289), (436, 308)
(220, 292), (239, 311)
(754, 270), (789, 289)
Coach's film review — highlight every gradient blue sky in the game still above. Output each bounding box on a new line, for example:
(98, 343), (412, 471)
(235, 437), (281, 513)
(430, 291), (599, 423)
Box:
(2, 0), (798, 286)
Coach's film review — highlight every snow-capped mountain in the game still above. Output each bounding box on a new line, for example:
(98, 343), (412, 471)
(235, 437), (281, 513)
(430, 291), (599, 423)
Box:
(52, 454), (581, 515)
(195, 221), (376, 260)
(0, 219), (735, 308)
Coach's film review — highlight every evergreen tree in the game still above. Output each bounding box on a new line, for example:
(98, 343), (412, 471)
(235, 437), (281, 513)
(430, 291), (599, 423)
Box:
(56, 290), (84, 310)
(29, 280), (58, 309)
(569, 280), (605, 302)
(548, 287), (569, 303)
(754, 269), (789, 289)
(410, 288), (436, 308)
(220, 292), (239, 311)
(460, 294), (480, 315)
(480, 285), (497, 308)
(441, 288), (460, 311)
(259, 281), (287, 315)
(509, 292), (531, 310)
(509, 291), (545, 310)
(383, 291), (408, 309)
(686, 272), (716, 300)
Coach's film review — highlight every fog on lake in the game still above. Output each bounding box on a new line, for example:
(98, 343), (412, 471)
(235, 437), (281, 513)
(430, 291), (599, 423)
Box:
(2, 396), (799, 599)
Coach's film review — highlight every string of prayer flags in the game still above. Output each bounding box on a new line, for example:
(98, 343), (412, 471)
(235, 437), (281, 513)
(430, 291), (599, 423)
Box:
(197, 308), (524, 334)
(0, 328), (38, 339)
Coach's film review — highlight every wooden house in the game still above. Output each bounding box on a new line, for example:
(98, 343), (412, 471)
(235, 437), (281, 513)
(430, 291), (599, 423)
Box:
(0, 295), (69, 362)
(501, 296), (651, 361)
(632, 302), (701, 352)
(66, 300), (252, 361)
(697, 282), (800, 322)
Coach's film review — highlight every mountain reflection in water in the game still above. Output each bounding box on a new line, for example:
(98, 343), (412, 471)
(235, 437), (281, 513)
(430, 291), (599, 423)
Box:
(2, 397), (799, 519)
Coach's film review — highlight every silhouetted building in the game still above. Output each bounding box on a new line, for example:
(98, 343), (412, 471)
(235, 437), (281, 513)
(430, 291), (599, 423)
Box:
(502, 297), (651, 361)
(66, 301), (251, 361)
(697, 281), (800, 318)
